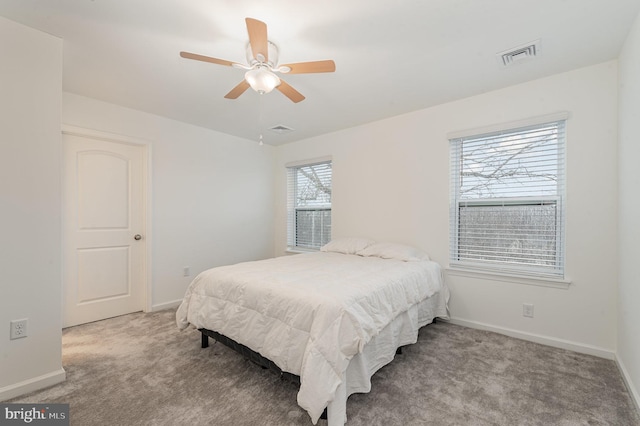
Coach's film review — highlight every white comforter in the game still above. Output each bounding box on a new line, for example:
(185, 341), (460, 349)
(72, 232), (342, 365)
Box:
(176, 251), (444, 424)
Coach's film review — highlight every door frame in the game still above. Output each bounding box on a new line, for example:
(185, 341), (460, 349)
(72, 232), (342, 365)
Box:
(61, 124), (152, 314)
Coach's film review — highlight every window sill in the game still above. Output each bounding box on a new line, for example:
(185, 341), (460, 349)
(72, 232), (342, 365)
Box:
(285, 248), (319, 255)
(446, 266), (571, 289)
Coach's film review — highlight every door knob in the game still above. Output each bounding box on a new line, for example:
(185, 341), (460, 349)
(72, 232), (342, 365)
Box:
(134, 234), (142, 240)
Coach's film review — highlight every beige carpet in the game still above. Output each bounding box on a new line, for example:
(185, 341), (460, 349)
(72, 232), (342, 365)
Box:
(9, 309), (640, 425)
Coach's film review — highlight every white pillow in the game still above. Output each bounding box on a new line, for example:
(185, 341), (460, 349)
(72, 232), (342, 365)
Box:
(356, 242), (430, 262)
(320, 237), (376, 255)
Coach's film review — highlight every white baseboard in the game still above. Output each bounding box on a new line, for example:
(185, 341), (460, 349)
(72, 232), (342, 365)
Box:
(0, 368), (66, 402)
(616, 355), (640, 413)
(151, 299), (182, 312)
(445, 317), (615, 360)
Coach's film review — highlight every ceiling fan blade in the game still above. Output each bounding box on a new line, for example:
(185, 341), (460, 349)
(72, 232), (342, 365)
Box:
(224, 80), (251, 99)
(279, 60), (336, 74)
(245, 18), (268, 62)
(180, 51), (236, 67)
(276, 79), (305, 103)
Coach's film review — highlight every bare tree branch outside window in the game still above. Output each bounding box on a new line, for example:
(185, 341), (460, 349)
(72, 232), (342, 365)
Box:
(451, 121), (565, 275)
(297, 163), (332, 205)
(289, 162), (332, 249)
(460, 125), (559, 199)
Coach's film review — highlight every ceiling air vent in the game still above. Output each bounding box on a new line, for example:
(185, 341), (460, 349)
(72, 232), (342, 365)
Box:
(498, 40), (540, 67)
(269, 124), (294, 134)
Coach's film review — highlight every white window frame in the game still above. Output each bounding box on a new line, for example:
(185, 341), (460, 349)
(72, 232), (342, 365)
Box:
(448, 113), (568, 282)
(286, 157), (332, 251)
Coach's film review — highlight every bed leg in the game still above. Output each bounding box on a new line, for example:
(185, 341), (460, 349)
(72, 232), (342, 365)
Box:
(320, 408), (327, 420)
(201, 332), (209, 349)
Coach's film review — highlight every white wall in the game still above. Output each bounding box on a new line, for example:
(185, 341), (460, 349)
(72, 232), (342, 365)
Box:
(62, 93), (276, 309)
(0, 17), (65, 398)
(618, 11), (640, 408)
(274, 61), (619, 357)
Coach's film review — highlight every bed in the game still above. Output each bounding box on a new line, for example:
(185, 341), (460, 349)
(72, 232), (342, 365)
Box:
(176, 238), (449, 425)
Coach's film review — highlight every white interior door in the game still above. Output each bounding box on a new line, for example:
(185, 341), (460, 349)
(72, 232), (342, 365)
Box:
(63, 131), (147, 327)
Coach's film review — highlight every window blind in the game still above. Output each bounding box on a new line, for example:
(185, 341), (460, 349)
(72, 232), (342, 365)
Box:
(287, 160), (332, 250)
(449, 119), (566, 277)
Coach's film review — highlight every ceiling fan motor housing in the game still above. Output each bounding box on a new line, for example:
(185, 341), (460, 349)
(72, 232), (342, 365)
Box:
(247, 41), (279, 69)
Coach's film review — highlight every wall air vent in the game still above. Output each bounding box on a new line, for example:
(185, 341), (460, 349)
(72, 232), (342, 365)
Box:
(269, 124), (294, 134)
(498, 40), (540, 67)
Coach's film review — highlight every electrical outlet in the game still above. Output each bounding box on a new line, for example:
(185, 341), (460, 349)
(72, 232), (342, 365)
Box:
(523, 303), (534, 318)
(10, 319), (28, 340)
(183, 266), (190, 277)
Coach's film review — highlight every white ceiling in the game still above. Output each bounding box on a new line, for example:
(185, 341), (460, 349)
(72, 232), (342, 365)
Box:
(1, 0), (638, 146)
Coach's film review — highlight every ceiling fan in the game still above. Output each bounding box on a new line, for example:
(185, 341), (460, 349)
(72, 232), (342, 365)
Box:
(180, 18), (336, 103)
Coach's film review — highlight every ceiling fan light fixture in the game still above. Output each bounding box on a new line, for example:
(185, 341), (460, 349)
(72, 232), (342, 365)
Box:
(245, 67), (281, 94)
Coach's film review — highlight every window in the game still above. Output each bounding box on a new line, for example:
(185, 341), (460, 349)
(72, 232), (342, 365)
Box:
(287, 159), (332, 250)
(449, 115), (566, 278)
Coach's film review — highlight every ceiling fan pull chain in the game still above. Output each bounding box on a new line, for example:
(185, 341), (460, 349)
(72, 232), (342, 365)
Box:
(258, 92), (264, 146)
